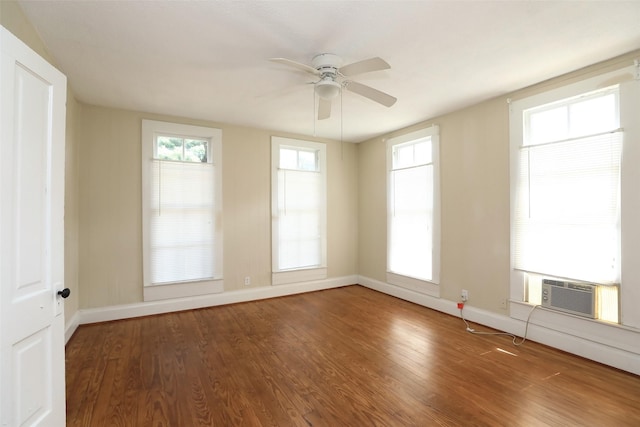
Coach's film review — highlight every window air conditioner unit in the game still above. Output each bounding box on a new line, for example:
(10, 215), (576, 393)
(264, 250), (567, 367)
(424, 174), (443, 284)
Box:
(541, 279), (596, 318)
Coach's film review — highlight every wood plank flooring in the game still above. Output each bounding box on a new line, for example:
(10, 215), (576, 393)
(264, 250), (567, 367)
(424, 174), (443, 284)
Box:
(65, 285), (640, 426)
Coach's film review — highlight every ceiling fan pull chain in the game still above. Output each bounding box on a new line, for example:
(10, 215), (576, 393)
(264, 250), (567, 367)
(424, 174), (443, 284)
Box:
(341, 88), (344, 159)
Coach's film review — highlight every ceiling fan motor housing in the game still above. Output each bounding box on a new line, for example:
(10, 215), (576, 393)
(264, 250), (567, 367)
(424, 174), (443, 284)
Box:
(312, 53), (342, 71)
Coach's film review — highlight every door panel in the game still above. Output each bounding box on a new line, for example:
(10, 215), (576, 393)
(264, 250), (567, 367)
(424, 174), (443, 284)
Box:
(14, 327), (53, 425)
(15, 63), (48, 294)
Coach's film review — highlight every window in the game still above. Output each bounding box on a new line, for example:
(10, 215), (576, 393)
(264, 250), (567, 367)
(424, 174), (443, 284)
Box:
(142, 120), (223, 301)
(510, 63), (640, 326)
(515, 87), (622, 285)
(387, 126), (440, 296)
(271, 137), (327, 285)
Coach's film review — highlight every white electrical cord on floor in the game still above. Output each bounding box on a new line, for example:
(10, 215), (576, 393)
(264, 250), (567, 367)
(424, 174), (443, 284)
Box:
(459, 304), (539, 346)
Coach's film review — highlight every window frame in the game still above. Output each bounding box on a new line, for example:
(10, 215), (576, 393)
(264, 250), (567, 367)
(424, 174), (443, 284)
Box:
(509, 64), (640, 329)
(386, 126), (441, 297)
(271, 136), (327, 285)
(141, 119), (223, 301)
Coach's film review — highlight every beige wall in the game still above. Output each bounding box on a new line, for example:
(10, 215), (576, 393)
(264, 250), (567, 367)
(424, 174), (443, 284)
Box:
(358, 49), (640, 314)
(4, 0), (638, 320)
(357, 104), (511, 313)
(2, 1), (81, 324)
(77, 105), (359, 309)
(1, 1), (53, 64)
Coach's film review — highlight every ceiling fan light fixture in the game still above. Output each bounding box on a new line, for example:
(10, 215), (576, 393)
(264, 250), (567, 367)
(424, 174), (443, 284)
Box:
(315, 79), (341, 99)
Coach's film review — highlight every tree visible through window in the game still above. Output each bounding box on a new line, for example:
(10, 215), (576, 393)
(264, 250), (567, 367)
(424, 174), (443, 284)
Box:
(157, 136), (208, 162)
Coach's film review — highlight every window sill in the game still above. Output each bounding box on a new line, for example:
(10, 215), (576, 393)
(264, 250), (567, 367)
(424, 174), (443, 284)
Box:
(510, 300), (638, 354)
(143, 278), (224, 301)
(272, 267), (327, 286)
(386, 272), (439, 297)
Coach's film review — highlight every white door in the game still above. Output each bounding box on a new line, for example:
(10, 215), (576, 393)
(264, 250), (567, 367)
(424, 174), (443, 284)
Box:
(0, 26), (67, 426)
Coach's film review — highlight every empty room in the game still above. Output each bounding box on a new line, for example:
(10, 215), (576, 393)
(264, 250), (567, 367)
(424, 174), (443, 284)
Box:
(2, 1), (640, 426)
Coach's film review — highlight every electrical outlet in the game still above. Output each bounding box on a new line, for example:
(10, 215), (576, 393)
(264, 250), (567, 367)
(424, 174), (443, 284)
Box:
(461, 289), (469, 302)
(244, 276), (251, 286)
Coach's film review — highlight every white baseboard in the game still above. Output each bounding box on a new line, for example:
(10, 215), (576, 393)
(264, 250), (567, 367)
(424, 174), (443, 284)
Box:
(358, 275), (640, 376)
(66, 273), (639, 376)
(64, 310), (80, 344)
(77, 275), (357, 325)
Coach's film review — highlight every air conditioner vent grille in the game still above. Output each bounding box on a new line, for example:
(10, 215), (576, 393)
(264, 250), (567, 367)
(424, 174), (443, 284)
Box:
(541, 279), (596, 318)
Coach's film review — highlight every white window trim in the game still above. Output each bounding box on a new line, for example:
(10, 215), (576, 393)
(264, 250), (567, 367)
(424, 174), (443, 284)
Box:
(509, 63), (640, 330)
(141, 119), (223, 301)
(271, 136), (327, 285)
(386, 125), (441, 296)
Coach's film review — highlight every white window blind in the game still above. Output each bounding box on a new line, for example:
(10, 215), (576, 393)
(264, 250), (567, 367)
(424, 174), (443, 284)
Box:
(150, 159), (218, 283)
(513, 87), (622, 284)
(277, 166), (322, 270)
(514, 132), (622, 283)
(389, 138), (434, 281)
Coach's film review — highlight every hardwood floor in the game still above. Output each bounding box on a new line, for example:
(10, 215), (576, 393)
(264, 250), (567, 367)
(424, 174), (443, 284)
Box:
(65, 285), (640, 426)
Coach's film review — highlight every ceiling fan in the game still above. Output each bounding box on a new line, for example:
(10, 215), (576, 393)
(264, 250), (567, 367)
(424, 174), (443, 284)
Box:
(270, 53), (397, 120)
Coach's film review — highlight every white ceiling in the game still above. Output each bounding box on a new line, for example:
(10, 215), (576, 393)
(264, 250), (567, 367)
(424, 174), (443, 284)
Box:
(17, 0), (640, 143)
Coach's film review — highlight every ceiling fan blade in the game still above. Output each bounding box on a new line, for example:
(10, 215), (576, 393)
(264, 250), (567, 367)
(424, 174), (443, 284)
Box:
(318, 97), (332, 120)
(339, 57), (390, 76)
(344, 80), (397, 107)
(269, 58), (319, 75)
